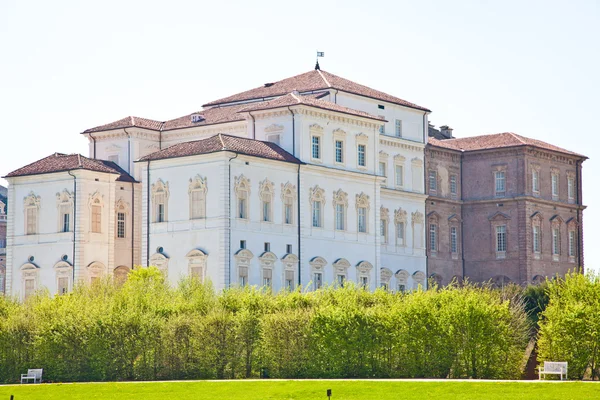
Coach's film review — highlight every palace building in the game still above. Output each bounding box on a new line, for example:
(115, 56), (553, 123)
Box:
(1, 66), (587, 299)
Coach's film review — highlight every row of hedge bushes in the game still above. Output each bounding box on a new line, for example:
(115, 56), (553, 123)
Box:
(0, 267), (533, 382)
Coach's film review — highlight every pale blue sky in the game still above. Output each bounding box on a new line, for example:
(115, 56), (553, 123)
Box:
(1, 0), (598, 269)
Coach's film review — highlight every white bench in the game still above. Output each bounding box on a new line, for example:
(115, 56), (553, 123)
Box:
(20, 369), (43, 384)
(539, 361), (568, 380)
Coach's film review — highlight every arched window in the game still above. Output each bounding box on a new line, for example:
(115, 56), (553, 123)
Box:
(88, 191), (104, 233)
(281, 182), (296, 225)
(87, 262), (106, 285)
(189, 175), (207, 220)
(380, 267), (392, 291)
(259, 178), (275, 223)
(115, 198), (130, 239)
(20, 263), (39, 300)
(186, 249), (208, 282)
(412, 271), (426, 290)
(332, 258), (351, 287)
(54, 261), (73, 295)
(309, 185), (325, 228)
(258, 251), (277, 288)
(151, 179), (169, 223)
(234, 175), (250, 220)
(395, 208), (407, 247)
(332, 189), (348, 231)
(149, 253), (169, 274)
(309, 256), (327, 290)
(395, 269), (409, 293)
(281, 253), (298, 290)
(56, 189), (73, 233)
(429, 273), (443, 288)
(355, 192), (370, 234)
(356, 261), (373, 289)
(380, 206), (389, 244)
(23, 192), (41, 235)
(113, 266), (130, 286)
(234, 249), (254, 286)
(532, 275), (545, 285)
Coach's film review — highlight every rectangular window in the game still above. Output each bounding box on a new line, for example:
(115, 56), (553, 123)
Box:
(190, 266), (203, 281)
(313, 272), (323, 290)
(380, 219), (387, 243)
(26, 208), (36, 235)
(360, 276), (369, 289)
(312, 201), (321, 228)
(286, 244), (292, 254)
(24, 279), (35, 299)
(240, 240), (246, 249)
(397, 222), (405, 245)
(311, 136), (320, 159)
(284, 203), (293, 224)
(378, 116), (385, 134)
(62, 212), (70, 233)
(532, 170), (540, 193)
(552, 174), (559, 197)
(568, 177), (575, 200)
(238, 195), (247, 219)
(397, 284), (406, 293)
(429, 224), (437, 252)
(533, 225), (541, 253)
(57, 277), (69, 295)
(450, 227), (458, 253)
(92, 205), (102, 232)
(379, 162), (386, 177)
(262, 199), (271, 222)
(285, 270), (294, 290)
(429, 170), (437, 191)
(264, 242), (270, 252)
(569, 231), (576, 257)
(495, 171), (506, 195)
(496, 225), (507, 253)
(191, 190), (204, 219)
(335, 140), (344, 163)
(267, 134), (280, 145)
(117, 212), (126, 238)
(337, 274), (346, 287)
(357, 144), (366, 167)
(552, 227), (560, 255)
(263, 268), (272, 287)
(358, 207), (367, 233)
(395, 119), (402, 137)
(395, 165), (404, 187)
(450, 175), (457, 195)
(239, 266), (248, 286)
(336, 204), (345, 230)
(108, 154), (119, 165)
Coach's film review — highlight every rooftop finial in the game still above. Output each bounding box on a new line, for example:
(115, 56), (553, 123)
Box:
(315, 51), (324, 70)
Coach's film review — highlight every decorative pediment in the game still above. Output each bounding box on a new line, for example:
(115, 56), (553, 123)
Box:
(234, 249), (254, 266)
(115, 197), (130, 214)
(448, 214), (461, 223)
(566, 217), (579, 228)
(234, 175), (250, 195)
(56, 189), (74, 205)
(395, 208), (408, 224)
(356, 261), (373, 274)
(380, 267), (393, 282)
(54, 261), (73, 277)
(20, 263), (39, 278)
(151, 179), (169, 196)
(281, 182), (296, 201)
(309, 256), (327, 270)
(87, 262), (107, 273)
(332, 189), (348, 207)
(411, 210), (424, 225)
(264, 124), (284, 133)
(413, 271), (426, 283)
(105, 144), (122, 153)
(550, 215), (564, 225)
(380, 206), (389, 221)
(281, 253), (299, 269)
(189, 175), (208, 194)
(395, 269), (409, 283)
(394, 154), (406, 162)
(309, 185), (326, 204)
(309, 123), (324, 133)
(411, 157), (423, 166)
(24, 192), (41, 208)
(355, 132), (369, 143)
(259, 178), (275, 197)
(427, 211), (440, 222)
(379, 150), (389, 159)
(88, 190), (104, 207)
(185, 249), (208, 259)
(355, 192), (370, 209)
(488, 211), (511, 222)
(332, 258), (351, 272)
(258, 251), (278, 268)
(333, 128), (347, 138)
(530, 211), (543, 221)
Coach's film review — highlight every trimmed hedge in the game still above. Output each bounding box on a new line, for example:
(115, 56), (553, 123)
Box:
(0, 267), (529, 382)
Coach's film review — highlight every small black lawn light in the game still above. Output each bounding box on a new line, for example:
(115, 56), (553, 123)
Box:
(327, 389), (332, 399)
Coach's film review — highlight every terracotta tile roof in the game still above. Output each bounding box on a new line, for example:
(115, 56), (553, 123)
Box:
(83, 116), (164, 133)
(4, 153), (136, 181)
(203, 69), (431, 112)
(429, 132), (586, 158)
(162, 103), (250, 131)
(138, 134), (301, 164)
(237, 92), (386, 121)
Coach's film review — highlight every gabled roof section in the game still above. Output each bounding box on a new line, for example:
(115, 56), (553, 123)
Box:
(138, 134), (302, 164)
(203, 69), (430, 112)
(237, 92), (386, 122)
(429, 132), (586, 158)
(83, 116), (164, 134)
(4, 153), (136, 181)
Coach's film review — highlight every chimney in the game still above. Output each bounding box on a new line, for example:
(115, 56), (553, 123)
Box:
(439, 125), (454, 139)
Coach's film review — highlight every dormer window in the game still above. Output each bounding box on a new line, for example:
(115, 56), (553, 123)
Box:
(191, 114), (204, 123)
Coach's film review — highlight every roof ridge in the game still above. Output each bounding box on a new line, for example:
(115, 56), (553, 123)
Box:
(317, 70), (331, 88)
(218, 133), (226, 150)
(507, 132), (526, 144)
(290, 91), (302, 102)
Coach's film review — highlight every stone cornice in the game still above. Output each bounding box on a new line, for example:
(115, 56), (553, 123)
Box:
(463, 195), (586, 210)
(380, 136), (424, 152)
(381, 187), (428, 200)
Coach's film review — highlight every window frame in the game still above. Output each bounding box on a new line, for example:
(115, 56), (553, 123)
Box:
(395, 119), (402, 137)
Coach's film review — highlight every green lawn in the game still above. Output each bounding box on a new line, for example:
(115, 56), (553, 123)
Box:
(1, 380), (599, 400)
